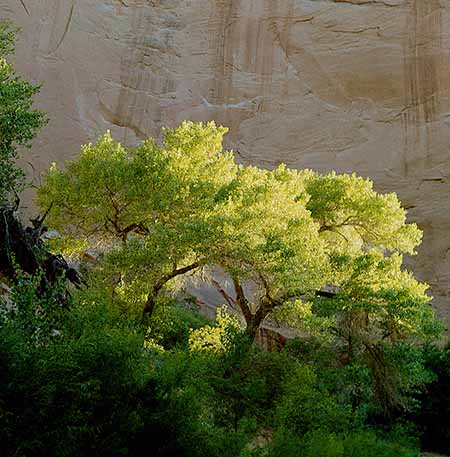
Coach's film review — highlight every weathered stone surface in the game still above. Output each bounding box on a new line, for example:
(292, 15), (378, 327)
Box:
(1, 0), (450, 321)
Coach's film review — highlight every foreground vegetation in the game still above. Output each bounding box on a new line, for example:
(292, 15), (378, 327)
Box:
(2, 281), (450, 456)
(1, 21), (450, 457)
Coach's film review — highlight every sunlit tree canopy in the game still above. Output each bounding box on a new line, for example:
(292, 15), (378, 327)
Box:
(38, 121), (437, 349)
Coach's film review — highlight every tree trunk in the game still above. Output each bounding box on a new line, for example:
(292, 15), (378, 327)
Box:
(231, 276), (275, 344)
(142, 262), (200, 318)
(347, 334), (353, 364)
(143, 293), (157, 317)
(244, 318), (259, 342)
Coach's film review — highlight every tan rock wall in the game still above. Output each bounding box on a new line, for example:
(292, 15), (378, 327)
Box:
(1, 0), (450, 321)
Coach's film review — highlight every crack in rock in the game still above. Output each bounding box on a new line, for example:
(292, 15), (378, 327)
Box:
(55, 4), (74, 51)
(331, 0), (400, 6)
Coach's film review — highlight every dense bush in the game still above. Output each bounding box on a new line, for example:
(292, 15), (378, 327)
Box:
(150, 332), (296, 456)
(283, 337), (373, 420)
(0, 274), (432, 457)
(275, 363), (352, 437)
(145, 300), (210, 350)
(0, 289), (156, 457)
(409, 343), (450, 454)
(271, 430), (419, 457)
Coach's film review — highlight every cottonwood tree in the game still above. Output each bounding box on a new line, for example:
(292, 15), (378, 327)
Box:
(207, 167), (439, 354)
(37, 121), (237, 316)
(210, 165), (329, 341)
(304, 171), (439, 341)
(0, 22), (46, 203)
(304, 172), (441, 413)
(313, 250), (440, 415)
(38, 121), (439, 358)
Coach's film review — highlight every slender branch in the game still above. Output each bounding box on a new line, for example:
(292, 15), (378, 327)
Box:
(211, 277), (236, 308)
(143, 261), (201, 315)
(257, 271), (272, 303)
(155, 261), (201, 291)
(232, 276), (252, 323)
(318, 214), (357, 233)
(119, 222), (149, 236)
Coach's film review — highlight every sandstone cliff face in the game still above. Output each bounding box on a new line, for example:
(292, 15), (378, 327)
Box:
(1, 0), (450, 319)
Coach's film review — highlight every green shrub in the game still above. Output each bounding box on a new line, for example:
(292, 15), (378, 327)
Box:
(342, 431), (419, 457)
(283, 337), (373, 422)
(150, 348), (247, 457)
(270, 429), (303, 457)
(410, 343), (450, 454)
(146, 300), (210, 349)
(271, 430), (345, 457)
(150, 335), (297, 457)
(276, 363), (352, 437)
(270, 430), (419, 457)
(0, 290), (165, 457)
(302, 431), (344, 457)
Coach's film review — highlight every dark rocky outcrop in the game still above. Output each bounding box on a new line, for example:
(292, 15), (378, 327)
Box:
(0, 204), (84, 300)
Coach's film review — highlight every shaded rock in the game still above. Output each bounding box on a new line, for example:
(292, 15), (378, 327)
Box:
(0, 205), (84, 300)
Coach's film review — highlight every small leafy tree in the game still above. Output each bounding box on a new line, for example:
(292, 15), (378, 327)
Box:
(38, 121), (236, 316)
(0, 21), (46, 203)
(304, 172), (441, 413)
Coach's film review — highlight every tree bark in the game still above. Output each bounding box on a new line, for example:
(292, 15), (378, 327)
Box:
(142, 261), (200, 317)
(143, 292), (158, 317)
(231, 277), (273, 343)
(244, 319), (260, 342)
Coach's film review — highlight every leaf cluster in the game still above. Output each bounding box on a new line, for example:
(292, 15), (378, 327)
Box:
(0, 21), (46, 202)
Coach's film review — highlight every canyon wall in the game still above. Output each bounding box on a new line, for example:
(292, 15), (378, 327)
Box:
(1, 0), (450, 320)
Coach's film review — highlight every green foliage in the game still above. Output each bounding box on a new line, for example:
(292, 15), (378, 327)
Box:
(276, 363), (352, 437)
(208, 338), (293, 432)
(150, 349), (248, 457)
(0, 289), (157, 457)
(301, 431), (344, 457)
(271, 430), (419, 457)
(318, 251), (440, 341)
(283, 337), (374, 423)
(341, 431), (419, 457)
(304, 171), (422, 255)
(189, 305), (242, 353)
(0, 21), (46, 202)
(152, 339), (295, 457)
(38, 122), (236, 313)
(0, 270), (67, 344)
(311, 252), (440, 415)
(409, 343), (450, 454)
(283, 335), (434, 423)
(145, 300), (210, 350)
(379, 343), (434, 411)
